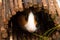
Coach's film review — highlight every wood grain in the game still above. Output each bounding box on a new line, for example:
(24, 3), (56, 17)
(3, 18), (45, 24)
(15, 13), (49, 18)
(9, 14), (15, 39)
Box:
(18, 0), (23, 11)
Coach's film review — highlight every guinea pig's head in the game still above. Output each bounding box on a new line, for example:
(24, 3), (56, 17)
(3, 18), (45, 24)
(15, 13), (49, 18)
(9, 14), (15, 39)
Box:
(17, 11), (37, 33)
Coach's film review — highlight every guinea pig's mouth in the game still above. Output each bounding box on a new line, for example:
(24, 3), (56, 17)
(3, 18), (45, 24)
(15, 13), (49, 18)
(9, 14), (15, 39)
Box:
(24, 12), (37, 32)
(25, 23), (37, 33)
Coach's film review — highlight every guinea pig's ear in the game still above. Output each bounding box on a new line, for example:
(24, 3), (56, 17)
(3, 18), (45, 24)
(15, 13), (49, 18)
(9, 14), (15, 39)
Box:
(18, 15), (27, 26)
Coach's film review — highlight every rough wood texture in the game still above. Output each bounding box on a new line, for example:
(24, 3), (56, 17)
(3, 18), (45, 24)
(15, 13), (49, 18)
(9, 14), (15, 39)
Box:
(1, 0), (8, 40)
(7, 0), (12, 20)
(48, 0), (56, 18)
(0, 0), (60, 40)
(53, 0), (60, 17)
(0, 0), (2, 40)
(37, 0), (42, 8)
(9, 0), (16, 15)
(42, 0), (48, 9)
(11, 30), (60, 40)
(23, 0), (29, 8)
(14, 0), (18, 12)
(2, 0), (7, 24)
(33, 0), (37, 8)
(18, 0), (23, 11)
(28, 0), (33, 7)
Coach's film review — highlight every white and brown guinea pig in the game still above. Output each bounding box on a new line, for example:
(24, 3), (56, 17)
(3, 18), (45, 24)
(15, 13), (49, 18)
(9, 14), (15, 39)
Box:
(16, 9), (38, 33)
(10, 8), (55, 33)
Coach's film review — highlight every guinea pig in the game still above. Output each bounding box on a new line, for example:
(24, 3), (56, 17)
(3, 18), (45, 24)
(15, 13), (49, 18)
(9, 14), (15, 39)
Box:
(9, 7), (55, 33)
(17, 11), (37, 32)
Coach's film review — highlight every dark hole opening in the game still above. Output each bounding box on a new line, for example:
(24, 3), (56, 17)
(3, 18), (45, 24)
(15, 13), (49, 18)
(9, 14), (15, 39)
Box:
(8, 7), (55, 37)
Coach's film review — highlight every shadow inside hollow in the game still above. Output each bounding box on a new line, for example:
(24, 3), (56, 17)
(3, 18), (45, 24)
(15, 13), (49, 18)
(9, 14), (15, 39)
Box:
(8, 7), (55, 40)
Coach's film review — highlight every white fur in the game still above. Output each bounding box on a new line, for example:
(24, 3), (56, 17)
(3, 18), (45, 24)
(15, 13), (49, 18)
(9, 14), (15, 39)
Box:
(25, 12), (37, 32)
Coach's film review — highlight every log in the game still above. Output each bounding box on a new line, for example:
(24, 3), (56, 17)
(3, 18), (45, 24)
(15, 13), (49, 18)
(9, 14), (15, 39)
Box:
(2, 0), (7, 24)
(14, 0), (19, 12)
(37, 0), (42, 12)
(8, 10), (12, 20)
(28, 0), (33, 7)
(42, 0), (48, 9)
(6, 0), (12, 20)
(18, 0), (23, 11)
(1, 0), (9, 38)
(33, 0), (37, 8)
(54, 0), (60, 25)
(5, 0), (10, 24)
(9, 0), (16, 15)
(48, 0), (56, 16)
(54, 16), (60, 25)
(53, 0), (60, 17)
(23, 0), (29, 8)
(0, 0), (2, 21)
(0, 0), (2, 10)
(48, 0), (51, 14)
(0, 0), (2, 40)
(37, 0), (42, 8)
(1, 26), (8, 39)
(0, 12), (2, 40)
(50, 1), (56, 15)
